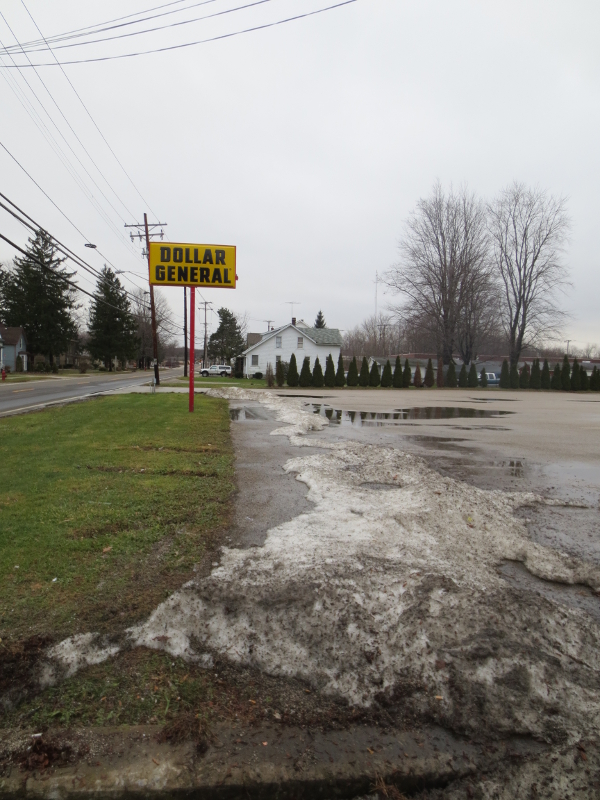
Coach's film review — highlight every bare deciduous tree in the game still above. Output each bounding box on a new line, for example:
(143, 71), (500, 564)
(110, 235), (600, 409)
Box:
(385, 183), (490, 364)
(488, 183), (571, 366)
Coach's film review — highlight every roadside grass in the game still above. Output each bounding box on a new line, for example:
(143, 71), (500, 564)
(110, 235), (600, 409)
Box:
(0, 392), (234, 658)
(164, 375), (267, 389)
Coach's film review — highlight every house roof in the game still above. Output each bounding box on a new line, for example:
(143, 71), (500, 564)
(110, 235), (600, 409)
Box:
(0, 324), (26, 349)
(241, 323), (342, 355)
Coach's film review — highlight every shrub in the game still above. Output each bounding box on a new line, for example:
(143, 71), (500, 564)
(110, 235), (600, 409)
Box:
(335, 353), (346, 387)
(287, 353), (299, 387)
(78, 360), (89, 374)
(499, 360), (510, 389)
(359, 357), (370, 387)
(253, 372), (263, 380)
(52, 363), (59, 374)
(402, 359), (412, 388)
(436, 357), (444, 388)
(312, 357), (324, 388)
(424, 358), (435, 387)
(413, 364), (422, 387)
(467, 363), (478, 388)
(551, 363), (561, 390)
(458, 363), (468, 387)
(275, 359), (285, 387)
(381, 359), (393, 387)
(369, 361), (381, 387)
(591, 366), (600, 392)
(15, 355), (23, 373)
(570, 358), (581, 391)
(479, 368), (488, 387)
(540, 359), (550, 390)
(266, 363), (275, 388)
(509, 363), (519, 389)
(561, 355), (571, 391)
(347, 357), (358, 387)
(530, 359), (541, 390)
(446, 362), (457, 388)
(324, 354), (336, 387)
(299, 357), (312, 387)
(393, 355), (403, 388)
(580, 365), (589, 391)
(519, 364), (530, 389)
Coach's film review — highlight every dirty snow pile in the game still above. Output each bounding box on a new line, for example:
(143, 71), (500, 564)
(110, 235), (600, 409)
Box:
(46, 389), (600, 743)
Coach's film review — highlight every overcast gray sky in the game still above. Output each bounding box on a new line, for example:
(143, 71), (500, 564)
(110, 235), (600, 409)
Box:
(1, 0), (598, 348)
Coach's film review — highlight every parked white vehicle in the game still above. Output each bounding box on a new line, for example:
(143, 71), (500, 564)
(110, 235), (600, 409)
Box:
(199, 364), (232, 377)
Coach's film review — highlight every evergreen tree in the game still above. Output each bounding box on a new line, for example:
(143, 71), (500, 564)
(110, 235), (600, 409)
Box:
(436, 357), (444, 388)
(381, 359), (393, 387)
(424, 358), (435, 387)
(402, 359), (412, 388)
(88, 266), (138, 370)
(551, 363), (561, 390)
(561, 355), (571, 391)
(392, 356), (403, 387)
(324, 354), (336, 387)
(570, 358), (581, 391)
(540, 359), (551, 390)
(446, 362), (457, 387)
(499, 359), (510, 389)
(413, 364), (423, 387)
(312, 356), (324, 387)
(530, 359), (541, 390)
(287, 352), (299, 387)
(314, 310), (326, 329)
(468, 363), (478, 388)
(276, 359), (285, 387)
(510, 362), (520, 389)
(519, 364), (530, 389)
(299, 356), (312, 387)
(335, 352), (346, 387)
(369, 360), (381, 387)
(479, 368), (488, 387)
(359, 357), (370, 387)
(347, 356), (358, 386)
(208, 308), (245, 363)
(2, 229), (77, 363)
(458, 363), (468, 387)
(591, 366), (600, 392)
(580, 364), (589, 391)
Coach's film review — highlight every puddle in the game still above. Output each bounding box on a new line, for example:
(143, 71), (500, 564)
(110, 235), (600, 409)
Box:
(499, 561), (600, 623)
(308, 404), (514, 425)
(229, 406), (271, 421)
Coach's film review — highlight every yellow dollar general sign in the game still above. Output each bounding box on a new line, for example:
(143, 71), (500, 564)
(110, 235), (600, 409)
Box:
(148, 242), (236, 288)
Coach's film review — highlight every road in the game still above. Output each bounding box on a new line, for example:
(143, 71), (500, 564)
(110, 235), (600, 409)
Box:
(0, 368), (182, 416)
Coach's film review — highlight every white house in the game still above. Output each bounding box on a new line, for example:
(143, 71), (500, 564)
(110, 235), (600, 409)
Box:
(241, 318), (342, 377)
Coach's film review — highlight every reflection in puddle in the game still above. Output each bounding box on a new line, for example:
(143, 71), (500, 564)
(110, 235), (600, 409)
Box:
(229, 406), (271, 421)
(308, 404), (514, 425)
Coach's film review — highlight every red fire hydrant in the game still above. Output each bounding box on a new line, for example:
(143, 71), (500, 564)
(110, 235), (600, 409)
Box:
(1, 368), (6, 381)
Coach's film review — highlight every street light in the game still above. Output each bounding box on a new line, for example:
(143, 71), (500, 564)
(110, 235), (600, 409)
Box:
(84, 243), (97, 249)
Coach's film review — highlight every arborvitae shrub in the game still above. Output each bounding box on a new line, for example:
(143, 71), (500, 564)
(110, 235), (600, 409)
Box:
(381, 359), (393, 387)
(591, 366), (600, 392)
(424, 358), (435, 387)
(479, 368), (488, 387)
(446, 362), (457, 388)
(436, 357), (444, 388)
(359, 357), (370, 387)
(580, 365), (589, 391)
(510, 363), (519, 389)
(499, 360), (510, 389)
(276, 359), (285, 387)
(312, 357), (324, 387)
(570, 358), (581, 391)
(458, 363), (468, 387)
(287, 353), (299, 387)
(467, 363), (478, 388)
(530, 359), (541, 390)
(347, 356), (358, 386)
(413, 364), (423, 387)
(561, 355), (571, 391)
(369, 361), (381, 387)
(335, 353), (346, 387)
(299, 356), (312, 387)
(519, 364), (530, 389)
(324, 354), (336, 387)
(402, 359), (412, 388)
(393, 355), (403, 388)
(551, 363), (561, 390)
(540, 359), (550, 390)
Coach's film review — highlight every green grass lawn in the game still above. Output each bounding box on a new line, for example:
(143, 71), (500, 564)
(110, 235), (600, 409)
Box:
(164, 375), (267, 388)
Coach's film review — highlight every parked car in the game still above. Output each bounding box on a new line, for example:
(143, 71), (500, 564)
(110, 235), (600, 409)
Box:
(486, 372), (500, 386)
(199, 364), (232, 377)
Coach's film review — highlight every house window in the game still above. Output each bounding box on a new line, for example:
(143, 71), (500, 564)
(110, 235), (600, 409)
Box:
(275, 355), (281, 363)
(251, 354), (259, 366)
(275, 335), (282, 348)
(297, 337), (303, 348)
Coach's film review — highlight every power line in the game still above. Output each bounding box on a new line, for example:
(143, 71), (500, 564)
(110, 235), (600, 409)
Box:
(0, 1), (358, 67)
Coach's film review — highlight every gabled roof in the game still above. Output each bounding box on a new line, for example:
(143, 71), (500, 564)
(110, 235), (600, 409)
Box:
(241, 323), (342, 355)
(0, 324), (26, 349)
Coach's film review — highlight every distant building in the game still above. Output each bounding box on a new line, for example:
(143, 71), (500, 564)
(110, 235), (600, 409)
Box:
(0, 324), (27, 372)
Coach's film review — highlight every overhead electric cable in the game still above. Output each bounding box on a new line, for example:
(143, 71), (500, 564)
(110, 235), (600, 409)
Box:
(0, 1), (358, 66)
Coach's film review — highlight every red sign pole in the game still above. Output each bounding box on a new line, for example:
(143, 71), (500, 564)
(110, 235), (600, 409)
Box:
(189, 286), (195, 412)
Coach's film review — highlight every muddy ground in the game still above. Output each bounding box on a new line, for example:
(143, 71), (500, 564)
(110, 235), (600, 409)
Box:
(1, 388), (599, 799)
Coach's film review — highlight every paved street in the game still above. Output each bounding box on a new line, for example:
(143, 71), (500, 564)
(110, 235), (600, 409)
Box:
(0, 368), (182, 416)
